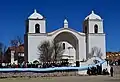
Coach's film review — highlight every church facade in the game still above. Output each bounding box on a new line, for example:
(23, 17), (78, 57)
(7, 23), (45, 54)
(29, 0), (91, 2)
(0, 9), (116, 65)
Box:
(24, 10), (106, 65)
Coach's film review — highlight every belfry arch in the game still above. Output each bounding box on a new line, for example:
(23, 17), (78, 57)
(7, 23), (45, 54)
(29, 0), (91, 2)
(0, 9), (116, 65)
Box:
(53, 31), (79, 62)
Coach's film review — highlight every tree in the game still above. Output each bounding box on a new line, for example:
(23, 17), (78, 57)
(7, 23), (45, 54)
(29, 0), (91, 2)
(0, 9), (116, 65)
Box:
(16, 36), (23, 45)
(88, 47), (103, 59)
(38, 40), (64, 62)
(0, 42), (7, 63)
(52, 40), (64, 61)
(10, 36), (23, 47)
(0, 42), (3, 62)
(0, 42), (3, 53)
(38, 41), (53, 62)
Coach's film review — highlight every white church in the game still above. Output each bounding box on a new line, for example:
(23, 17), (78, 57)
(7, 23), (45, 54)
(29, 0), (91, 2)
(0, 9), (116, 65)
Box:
(24, 9), (106, 66)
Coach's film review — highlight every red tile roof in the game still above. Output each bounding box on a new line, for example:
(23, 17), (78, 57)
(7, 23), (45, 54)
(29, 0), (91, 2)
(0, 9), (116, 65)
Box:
(8, 44), (24, 53)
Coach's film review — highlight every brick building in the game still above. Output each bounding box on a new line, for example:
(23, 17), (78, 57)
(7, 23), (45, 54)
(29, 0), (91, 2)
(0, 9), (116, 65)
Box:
(4, 44), (25, 63)
(106, 52), (120, 65)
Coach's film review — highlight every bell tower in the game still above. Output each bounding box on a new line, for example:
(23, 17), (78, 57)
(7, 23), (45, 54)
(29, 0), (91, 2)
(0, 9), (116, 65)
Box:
(26, 9), (46, 34)
(83, 11), (103, 34)
(24, 9), (47, 62)
(83, 10), (106, 60)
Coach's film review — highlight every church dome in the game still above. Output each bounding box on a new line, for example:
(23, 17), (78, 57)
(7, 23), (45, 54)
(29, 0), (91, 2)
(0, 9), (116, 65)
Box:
(85, 11), (101, 20)
(28, 9), (44, 19)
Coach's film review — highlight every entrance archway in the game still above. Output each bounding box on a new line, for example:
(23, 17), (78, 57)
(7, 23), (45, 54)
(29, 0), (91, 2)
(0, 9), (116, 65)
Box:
(54, 31), (79, 64)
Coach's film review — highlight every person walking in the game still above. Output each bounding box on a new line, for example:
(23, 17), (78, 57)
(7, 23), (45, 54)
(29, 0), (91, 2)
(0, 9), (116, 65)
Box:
(110, 67), (113, 77)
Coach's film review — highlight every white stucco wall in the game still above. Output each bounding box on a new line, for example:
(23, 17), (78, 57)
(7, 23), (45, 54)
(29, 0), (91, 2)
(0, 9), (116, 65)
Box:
(25, 23), (105, 64)
(11, 51), (15, 64)
(28, 34), (49, 62)
(25, 11), (106, 64)
(88, 20), (103, 33)
(78, 36), (86, 61)
(26, 28), (87, 63)
(62, 42), (76, 64)
(28, 20), (46, 33)
(88, 34), (106, 59)
(49, 28), (86, 61)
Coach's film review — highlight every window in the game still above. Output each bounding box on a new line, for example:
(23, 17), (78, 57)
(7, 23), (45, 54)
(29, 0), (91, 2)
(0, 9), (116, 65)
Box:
(63, 43), (65, 49)
(94, 24), (98, 33)
(35, 24), (40, 33)
(115, 54), (118, 56)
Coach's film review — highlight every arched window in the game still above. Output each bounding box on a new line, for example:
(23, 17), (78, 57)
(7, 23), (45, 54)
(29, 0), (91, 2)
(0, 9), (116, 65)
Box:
(35, 24), (40, 33)
(63, 43), (65, 49)
(94, 24), (98, 33)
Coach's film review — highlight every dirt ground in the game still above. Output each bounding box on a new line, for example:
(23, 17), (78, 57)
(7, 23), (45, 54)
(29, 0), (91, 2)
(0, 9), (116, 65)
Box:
(0, 75), (120, 82)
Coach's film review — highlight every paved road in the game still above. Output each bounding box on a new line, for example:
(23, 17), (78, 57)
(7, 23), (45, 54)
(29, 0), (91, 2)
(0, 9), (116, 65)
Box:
(0, 75), (120, 82)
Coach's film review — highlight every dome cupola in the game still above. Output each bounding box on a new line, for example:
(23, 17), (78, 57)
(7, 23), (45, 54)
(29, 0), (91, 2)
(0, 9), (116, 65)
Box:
(28, 9), (44, 19)
(85, 11), (101, 20)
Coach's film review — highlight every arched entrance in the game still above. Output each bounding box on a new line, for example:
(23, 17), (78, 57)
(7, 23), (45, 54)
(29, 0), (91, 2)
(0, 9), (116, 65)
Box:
(54, 31), (79, 65)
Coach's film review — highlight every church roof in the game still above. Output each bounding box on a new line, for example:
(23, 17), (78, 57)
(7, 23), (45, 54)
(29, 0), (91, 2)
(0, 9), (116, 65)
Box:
(28, 9), (44, 19)
(85, 11), (101, 20)
(48, 27), (85, 36)
(8, 44), (24, 53)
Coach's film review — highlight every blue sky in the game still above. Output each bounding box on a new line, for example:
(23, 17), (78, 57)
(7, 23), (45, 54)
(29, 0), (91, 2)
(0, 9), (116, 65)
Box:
(0, 0), (120, 51)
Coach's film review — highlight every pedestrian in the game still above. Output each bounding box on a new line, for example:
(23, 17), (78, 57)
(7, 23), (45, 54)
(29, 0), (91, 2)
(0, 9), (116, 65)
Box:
(87, 67), (90, 75)
(110, 67), (113, 77)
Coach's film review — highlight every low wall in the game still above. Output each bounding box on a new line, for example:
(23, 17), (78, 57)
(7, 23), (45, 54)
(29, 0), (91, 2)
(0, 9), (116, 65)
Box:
(0, 72), (79, 78)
